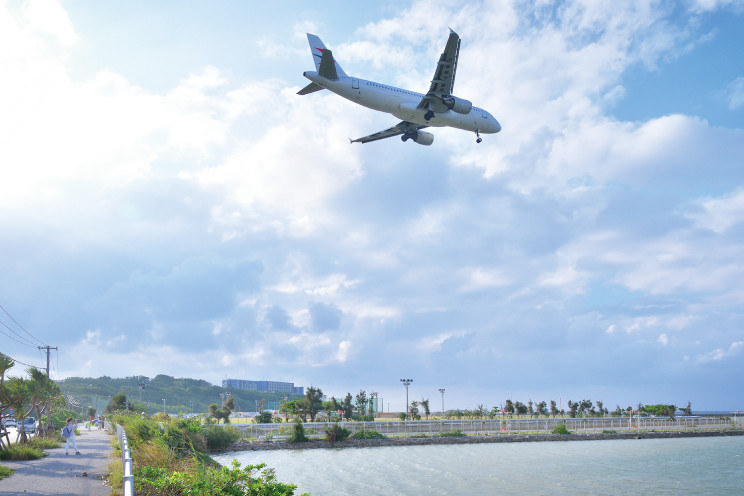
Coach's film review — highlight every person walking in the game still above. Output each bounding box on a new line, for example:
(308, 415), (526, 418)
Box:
(62, 418), (81, 455)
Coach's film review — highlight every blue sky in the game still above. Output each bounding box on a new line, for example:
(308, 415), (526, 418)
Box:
(1, 0), (743, 412)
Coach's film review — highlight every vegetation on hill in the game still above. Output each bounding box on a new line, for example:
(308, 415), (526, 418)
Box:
(58, 375), (302, 416)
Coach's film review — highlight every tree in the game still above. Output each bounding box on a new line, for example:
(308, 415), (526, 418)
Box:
(254, 411), (273, 423)
(504, 399), (514, 417)
(280, 398), (306, 421)
(409, 400), (420, 420)
(355, 390), (368, 418)
(2, 377), (32, 443)
(644, 404), (677, 417)
(537, 401), (548, 417)
(596, 401), (604, 416)
(515, 401), (528, 416)
(567, 401), (578, 418)
(683, 401), (692, 416)
(106, 393), (128, 413)
(528, 400), (534, 417)
(550, 400), (559, 418)
(342, 393), (353, 420)
(421, 399), (431, 419)
(305, 387), (323, 422)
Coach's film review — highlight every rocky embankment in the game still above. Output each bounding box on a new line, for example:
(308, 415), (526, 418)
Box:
(217, 429), (744, 452)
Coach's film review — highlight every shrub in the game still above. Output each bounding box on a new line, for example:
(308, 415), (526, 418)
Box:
(552, 423), (571, 435)
(324, 424), (350, 445)
(136, 460), (307, 496)
(351, 429), (385, 440)
(202, 424), (241, 449)
(438, 429), (465, 437)
(288, 420), (308, 443)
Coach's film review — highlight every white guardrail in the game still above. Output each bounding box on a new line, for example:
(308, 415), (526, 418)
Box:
(116, 424), (134, 496)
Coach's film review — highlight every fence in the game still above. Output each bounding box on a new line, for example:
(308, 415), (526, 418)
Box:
(116, 424), (134, 496)
(223, 416), (738, 440)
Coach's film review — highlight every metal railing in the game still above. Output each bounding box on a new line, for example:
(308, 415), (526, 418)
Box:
(116, 424), (134, 496)
(222, 415), (739, 440)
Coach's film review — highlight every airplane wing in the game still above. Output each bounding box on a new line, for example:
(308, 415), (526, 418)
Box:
(350, 121), (428, 144)
(417, 29), (461, 113)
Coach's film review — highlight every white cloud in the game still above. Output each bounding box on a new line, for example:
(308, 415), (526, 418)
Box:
(697, 341), (744, 363)
(725, 77), (744, 109)
(2, 1), (744, 410)
(688, 188), (744, 233)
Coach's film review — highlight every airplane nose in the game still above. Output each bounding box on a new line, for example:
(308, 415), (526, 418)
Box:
(493, 119), (501, 133)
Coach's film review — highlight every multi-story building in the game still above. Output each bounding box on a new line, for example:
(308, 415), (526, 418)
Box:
(222, 379), (304, 396)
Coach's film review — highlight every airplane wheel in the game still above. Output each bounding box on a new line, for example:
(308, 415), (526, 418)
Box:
(425, 111), (434, 120)
(401, 135), (408, 142)
(476, 137), (482, 143)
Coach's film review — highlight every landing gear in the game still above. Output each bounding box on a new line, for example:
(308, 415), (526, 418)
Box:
(475, 129), (482, 144)
(424, 110), (434, 121)
(401, 134), (409, 142)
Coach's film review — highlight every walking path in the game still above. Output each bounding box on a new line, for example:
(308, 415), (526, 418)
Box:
(0, 428), (115, 496)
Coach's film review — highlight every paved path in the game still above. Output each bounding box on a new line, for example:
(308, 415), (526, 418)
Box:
(0, 428), (115, 496)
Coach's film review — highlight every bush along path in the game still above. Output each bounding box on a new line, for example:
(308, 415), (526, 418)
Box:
(110, 411), (309, 496)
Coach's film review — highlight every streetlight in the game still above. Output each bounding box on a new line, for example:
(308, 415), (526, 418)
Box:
(438, 388), (446, 416)
(400, 379), (413, 417)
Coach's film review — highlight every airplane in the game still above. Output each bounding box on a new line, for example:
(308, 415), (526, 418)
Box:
(298, 30), (501, 146)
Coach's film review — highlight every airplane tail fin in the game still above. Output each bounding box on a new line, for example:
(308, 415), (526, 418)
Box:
(306, 33), (348, 78)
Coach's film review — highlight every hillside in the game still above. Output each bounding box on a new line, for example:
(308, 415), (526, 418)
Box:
(58, 375), (302, 416)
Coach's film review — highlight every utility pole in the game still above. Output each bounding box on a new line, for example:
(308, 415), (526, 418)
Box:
(38, 346), (58, 377)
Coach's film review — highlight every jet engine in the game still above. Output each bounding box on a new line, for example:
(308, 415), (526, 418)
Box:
(442, 96), (473, 114)
(401, 130), (434, 146)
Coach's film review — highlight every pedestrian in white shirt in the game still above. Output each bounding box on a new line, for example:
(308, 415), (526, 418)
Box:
(62, 418), (81, 455)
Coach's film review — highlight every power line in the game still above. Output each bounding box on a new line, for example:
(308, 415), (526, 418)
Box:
(0, 319), (38, 347)
(0, 351), (38, 369)
(0, 303), (46, 346)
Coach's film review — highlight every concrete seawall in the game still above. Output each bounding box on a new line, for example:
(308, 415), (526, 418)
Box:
(217, 428), (744, 452)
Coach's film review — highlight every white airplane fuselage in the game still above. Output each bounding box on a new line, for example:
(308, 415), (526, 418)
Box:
(302, 71), (502, 135)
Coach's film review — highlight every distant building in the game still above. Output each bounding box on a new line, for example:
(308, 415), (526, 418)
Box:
(222, 379), (304, 396)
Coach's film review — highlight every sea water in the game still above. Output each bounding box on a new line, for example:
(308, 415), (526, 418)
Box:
(212, 436), (744, 495)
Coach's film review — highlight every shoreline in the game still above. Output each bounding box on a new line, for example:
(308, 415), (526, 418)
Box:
(217, 428), (744, 452)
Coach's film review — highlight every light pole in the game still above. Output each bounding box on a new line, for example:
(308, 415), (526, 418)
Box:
(162, 398), (166, 414)
(400, 379), (413, 417)
(438, 388), (446, 416)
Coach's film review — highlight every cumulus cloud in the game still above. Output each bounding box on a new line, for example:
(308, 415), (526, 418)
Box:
(2, 1), (744, 410)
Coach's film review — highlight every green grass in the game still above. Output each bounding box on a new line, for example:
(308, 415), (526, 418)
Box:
(28, 437), (63, 450)
(0, 465), (14, 480)
(0, 445), (47, 461)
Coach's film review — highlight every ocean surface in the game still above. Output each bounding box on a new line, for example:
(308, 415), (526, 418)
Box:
(212, 436), (744, 495)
